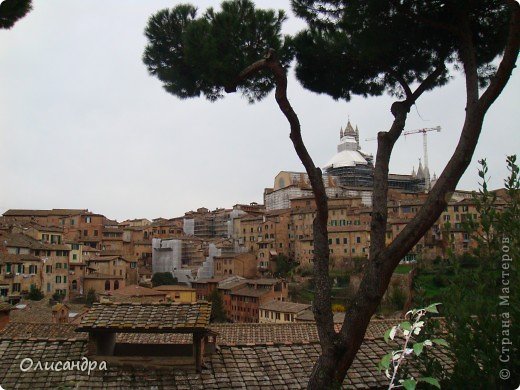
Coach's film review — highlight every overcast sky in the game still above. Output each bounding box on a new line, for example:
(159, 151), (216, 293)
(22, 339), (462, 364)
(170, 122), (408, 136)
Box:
(0, 1), (518, 222)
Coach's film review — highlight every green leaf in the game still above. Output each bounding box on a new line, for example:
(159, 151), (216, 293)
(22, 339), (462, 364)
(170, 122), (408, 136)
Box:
(413, 342), (424, 356)
(432, 338), (449, 347)
(400, 321), (412, 331)
(425, 303), (441, 313)
(384, 328), (392, 343)
(402, 379), (417, 390)
(419, 377), (441, 388)
(379, 352), (392, 370)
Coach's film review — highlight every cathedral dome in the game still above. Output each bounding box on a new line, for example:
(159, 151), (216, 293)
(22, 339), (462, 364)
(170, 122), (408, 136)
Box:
(324, 120), (371, 169)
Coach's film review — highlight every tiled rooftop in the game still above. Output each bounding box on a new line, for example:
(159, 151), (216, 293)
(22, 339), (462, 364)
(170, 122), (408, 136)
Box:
(0, 323), (87, 341)
(259, 300), (311, 313)
(0, 320), (452, 389)
(76, 302), (212, 332)
(230, 287), (270, 298)
(9, 299), (85, 324)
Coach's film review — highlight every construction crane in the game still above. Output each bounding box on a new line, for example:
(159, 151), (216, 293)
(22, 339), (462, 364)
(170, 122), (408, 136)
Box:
(365, 126), (441, 190)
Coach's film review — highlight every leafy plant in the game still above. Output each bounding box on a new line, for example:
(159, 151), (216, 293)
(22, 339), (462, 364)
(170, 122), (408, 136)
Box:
(27, 284), (44, 301)
(208, 288), (227, 323)
(52, 291), (65, 303)
(379, 303), (447, 389)
(151, 272), (178, 287)
(85, 288), (97, 307)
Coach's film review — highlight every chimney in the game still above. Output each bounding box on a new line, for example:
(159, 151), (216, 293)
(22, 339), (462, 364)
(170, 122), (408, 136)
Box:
(52, 303), (70, 323)
(0, 302), (12, 330)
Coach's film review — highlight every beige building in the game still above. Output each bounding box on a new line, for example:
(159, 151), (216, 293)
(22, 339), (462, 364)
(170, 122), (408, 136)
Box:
(259, 301), (311, 323)
(214, 253), (257, 278)
(153, 285), (197, 303)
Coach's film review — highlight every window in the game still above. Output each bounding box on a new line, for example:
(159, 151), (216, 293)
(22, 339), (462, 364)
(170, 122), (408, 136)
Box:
(85, 216), (92, 223)
(130, 262), (136, 269)
(56, 276), (62, 283)
(56, 263), (62, 269)
(275, 312), (280, 320)
(336, 238), (340, 245)
(63, 276), (67, 283)
(63, 263), (68, 269)
(13, 283), (21, 292)
(72, 280), (77, 291)
(47, 283), (51, 292)
(17, 264), (24, 274)
(6, 263), (11, 273)
(105, 280), (111, 290)
(94, 230), (98, 236)
(343, 238), (348, 244)
(356, 237), (361, 244)
(73, 254), (77, 260)
(114, 280), (119, 290)
(46, 265), (52, 273)
(83, 230), (88, 236)
(29, 265), (37, 274)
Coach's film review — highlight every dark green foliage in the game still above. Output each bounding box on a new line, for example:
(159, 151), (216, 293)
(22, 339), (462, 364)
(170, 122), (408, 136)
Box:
(143, 0), (292, 103)
(335, 272), (350, 288)
(27, 284), (43, 301)
(291, 0), (511, 100)
(389, 283), (406, 310)
(419, 156), (519, 388)
(85, 288), (97, 307)
(52, 291), (65, 303)
(273, 254), (297, 278)
(151, 272), (178, 287)
(0, 0), (32, 29)
(208, 288), (227, 322)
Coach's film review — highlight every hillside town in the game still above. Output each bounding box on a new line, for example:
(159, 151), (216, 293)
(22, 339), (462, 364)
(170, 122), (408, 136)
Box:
(0, 121), (507, 323)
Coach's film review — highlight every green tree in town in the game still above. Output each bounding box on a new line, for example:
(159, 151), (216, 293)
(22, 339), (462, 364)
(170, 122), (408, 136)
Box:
(27, 284), (43, 301)
(273, 254), (297, 278)
(0, 0), (32, 29)
(208, 288), (227, 323)
(151, 272), (178, 287)
(143, 1), (519, 387)
(85, 288), (97, 307)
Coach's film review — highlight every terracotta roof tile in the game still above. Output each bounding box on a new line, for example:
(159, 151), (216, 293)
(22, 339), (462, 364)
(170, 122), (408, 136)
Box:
(259, 301), (310, 313)
(0, 323), (87, 341)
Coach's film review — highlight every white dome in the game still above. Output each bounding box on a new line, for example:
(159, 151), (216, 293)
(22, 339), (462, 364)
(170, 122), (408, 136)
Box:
(324, 150), (369, 169)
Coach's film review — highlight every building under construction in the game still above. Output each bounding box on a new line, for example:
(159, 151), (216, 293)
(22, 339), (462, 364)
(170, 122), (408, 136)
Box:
(324, 120), (426, 193)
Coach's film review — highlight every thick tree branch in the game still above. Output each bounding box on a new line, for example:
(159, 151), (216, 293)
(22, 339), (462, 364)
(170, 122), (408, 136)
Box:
(389, 71), (413, 100)
(226, 49), (337, 356)
(478, 2), (520, 112)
